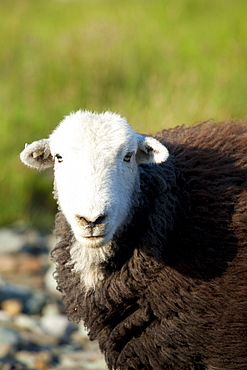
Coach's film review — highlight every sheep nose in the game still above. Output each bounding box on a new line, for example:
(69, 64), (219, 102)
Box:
(75, 214), (108, 228)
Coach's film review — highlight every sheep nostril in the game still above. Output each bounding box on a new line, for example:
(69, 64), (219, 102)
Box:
(75, 215), (89, 227)
(75, 214), (108, 228)
(94, 214), (108, 225)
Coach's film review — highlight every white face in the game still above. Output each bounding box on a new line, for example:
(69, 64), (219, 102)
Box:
(20, 110), (169, 288)
(50, 111), (140, 248)
(20, 110), (169, 251)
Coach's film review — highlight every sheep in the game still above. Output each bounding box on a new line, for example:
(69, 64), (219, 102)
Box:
(20, 110), (247, 370)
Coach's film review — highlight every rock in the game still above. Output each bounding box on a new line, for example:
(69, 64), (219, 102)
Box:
(15, 350), (37, 369)
(1, 299), (23, 316)
(42, 302), (61, 316)
(0, 281), (48, 315)
(17, 254), (43, 273)
(0, 226), (50, 256)
(0, 280), (32, 304)
(25, 290), (48, 315)
(40, 314), (76, 338)
(0, 361), (25, 370)
(0, 254), (16, 272)
(34, 351), (53, 369)
(0, 254), (42, 274)
(59, 349), (106, 369)
(0, 326), (21, 346)
(0, 342), (15, 358)
(46, 233), (57, 250)
(14, 313), (43, 334)
(44, 265), (59, 295)
(19, 325), (59, 347)
(15, 350), (52, 369)
(70, 324), (91, 348)
(0, 309), (11, 321)
(0, 228), (23, 253)
(21, 229), (49, 256)
(78, 322), (90, 338)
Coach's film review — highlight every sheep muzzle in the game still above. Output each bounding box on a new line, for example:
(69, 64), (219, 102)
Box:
(74, 214), (109, 238)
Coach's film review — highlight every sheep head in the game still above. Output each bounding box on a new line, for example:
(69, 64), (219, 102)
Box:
(20, 111), (169, 285)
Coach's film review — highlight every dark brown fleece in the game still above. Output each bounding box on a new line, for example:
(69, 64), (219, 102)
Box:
(51, 120), (247, 370)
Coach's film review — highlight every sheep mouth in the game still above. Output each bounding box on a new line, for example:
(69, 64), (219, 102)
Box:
(74, 227), (114, 247)
(83, 235), (106, 240)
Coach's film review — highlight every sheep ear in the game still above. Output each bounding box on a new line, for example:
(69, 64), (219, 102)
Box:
(20, 139), (54, 170)
(136, 135), (169, 164)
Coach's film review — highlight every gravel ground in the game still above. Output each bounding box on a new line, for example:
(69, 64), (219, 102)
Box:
(0, 226), (106, 370)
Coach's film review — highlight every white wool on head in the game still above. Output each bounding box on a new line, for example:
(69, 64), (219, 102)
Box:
(20, 110), (169, 289)
(49, 110), (139, 246)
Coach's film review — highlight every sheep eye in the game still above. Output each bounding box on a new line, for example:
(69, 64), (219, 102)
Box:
(55, 154), (63, 163)
(124, 152), (133, 163)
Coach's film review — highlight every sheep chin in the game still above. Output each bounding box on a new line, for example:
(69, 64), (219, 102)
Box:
(74, 231), (113, 249)
(69, 239), (114, 290)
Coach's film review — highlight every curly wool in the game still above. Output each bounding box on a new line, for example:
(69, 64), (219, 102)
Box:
(51, 120), (247, 370)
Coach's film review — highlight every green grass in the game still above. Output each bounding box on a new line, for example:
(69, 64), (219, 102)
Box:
(1, 0), (247, 229)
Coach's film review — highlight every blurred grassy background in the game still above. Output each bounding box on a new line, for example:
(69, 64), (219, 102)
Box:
(1, 0), (247, 229)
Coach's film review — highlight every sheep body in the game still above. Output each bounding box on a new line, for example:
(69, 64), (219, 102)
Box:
(21, 114), (247, 369)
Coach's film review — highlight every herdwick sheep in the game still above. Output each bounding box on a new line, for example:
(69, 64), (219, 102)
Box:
(20, 110), (247, 370)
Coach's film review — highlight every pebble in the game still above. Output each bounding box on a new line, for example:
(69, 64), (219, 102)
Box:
(35, 351), (53, 370)
(14, 313), (43, 334)
(0, 228), (24, 253)
(0, 342), (15, 358)
(0, 281), (48, 314)
(40, 313), (77, 338)
(25, 290), (48, 315)
(0, 253), (42, 274)
(1, 298), (23, 316)
(0, 226), (106, 370)
(59, 350), (106, 368)
(44, 264), (59, 295)
(0, 310), (11, 321)
(0, 326), (21, 346)
(15, 350), (40, 368)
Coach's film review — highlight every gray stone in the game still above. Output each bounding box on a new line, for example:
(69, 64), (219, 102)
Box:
(40, 313), (76, 338)
(42, 302), (61, 316)
(25, 290), (48, 314)
(15, 350), (37, 368)
(0, 228), (23, 253)
(0, 280), (32, 304)
(59, 350), (106, 369)
(19, 325), (59, 347)
(0, 309), (11, 321)
(44, 264), (59, 295)
(0, 342), (15, 358)
(0, 280), (47, 314)
(13, 313), (43, 334)
(0, 326), (21, 346)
